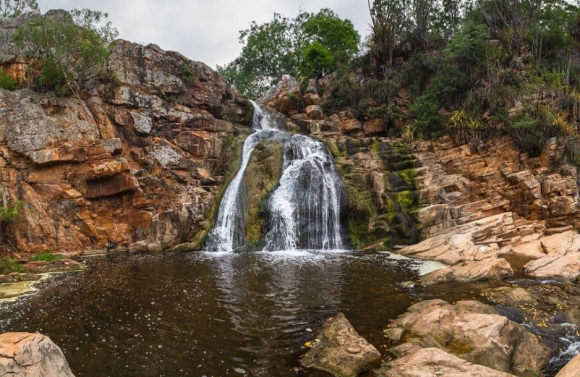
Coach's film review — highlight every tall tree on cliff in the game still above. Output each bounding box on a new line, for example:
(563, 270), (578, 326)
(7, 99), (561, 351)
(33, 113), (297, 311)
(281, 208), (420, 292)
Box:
(13, 9), (118, 98)
(218, 8), (360, 98)
(0, 0), (38, 20)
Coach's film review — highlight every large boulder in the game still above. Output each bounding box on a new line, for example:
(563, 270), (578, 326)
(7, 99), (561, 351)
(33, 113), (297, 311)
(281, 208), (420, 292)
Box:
(257, 76), (302, 115)
(301, 312), (381, 377)
(383, 300), (550, 376)
(0, 332), (75, 377)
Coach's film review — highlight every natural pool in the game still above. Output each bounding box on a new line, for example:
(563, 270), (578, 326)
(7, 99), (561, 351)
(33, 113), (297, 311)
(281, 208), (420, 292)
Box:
(0, 251), (568, 376)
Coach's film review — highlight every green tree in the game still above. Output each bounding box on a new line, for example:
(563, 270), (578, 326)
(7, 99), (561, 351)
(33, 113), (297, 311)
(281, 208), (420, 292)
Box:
(218, 9), (359, 98)
(0, 0), (38, 20)
(368, 0), (409, 75)
(13, 9), (118, 98)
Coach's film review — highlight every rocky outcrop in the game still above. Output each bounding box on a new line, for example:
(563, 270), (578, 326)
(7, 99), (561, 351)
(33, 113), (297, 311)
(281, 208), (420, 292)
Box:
(0, 13), (252, 254)
(301, 312), (381, 377)
(0, 332), (75, 377)
(382, 300), (550, 376)
(421, 258), (513, 285)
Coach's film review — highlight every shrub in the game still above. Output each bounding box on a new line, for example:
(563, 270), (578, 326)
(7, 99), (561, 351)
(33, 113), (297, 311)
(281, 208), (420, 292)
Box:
(0, 256), (24, 274)
(0, 69), (16, 90)
(30, 251), (65, 262)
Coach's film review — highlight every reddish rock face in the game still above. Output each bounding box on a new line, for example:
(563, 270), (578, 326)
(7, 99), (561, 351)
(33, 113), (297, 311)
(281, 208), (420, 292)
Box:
(0, 15), (252, 254)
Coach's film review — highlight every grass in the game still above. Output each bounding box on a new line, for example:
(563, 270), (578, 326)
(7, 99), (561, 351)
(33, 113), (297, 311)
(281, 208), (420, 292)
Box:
(30, 251), (65, 262)
(0, 257), (25, 274)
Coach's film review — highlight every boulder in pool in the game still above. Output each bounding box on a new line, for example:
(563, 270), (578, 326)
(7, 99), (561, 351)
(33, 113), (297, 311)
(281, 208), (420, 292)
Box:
(0, 332), (75, 377)
(301, 312), (381, 377)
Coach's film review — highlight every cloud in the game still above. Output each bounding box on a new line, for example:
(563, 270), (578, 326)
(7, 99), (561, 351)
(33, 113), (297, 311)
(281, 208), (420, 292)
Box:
(35, 0), (371, 68)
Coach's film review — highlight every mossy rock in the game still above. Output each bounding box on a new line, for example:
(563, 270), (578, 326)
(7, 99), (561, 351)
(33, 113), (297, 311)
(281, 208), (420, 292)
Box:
(244, 139), (284, 247)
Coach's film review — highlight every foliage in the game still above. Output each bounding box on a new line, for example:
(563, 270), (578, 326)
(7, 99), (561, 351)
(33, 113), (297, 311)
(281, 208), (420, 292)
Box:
(30, 251), (65, 262)
(13, 9), (118, 98)
(0, 0), (37, 20)
(218, 8), (359, 97)
(0, 256), (24, 274)
(0, 69), (16, 90)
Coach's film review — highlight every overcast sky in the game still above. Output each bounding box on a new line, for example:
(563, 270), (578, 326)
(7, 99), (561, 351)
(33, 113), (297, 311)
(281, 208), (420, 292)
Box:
(35, 0), (372, 69)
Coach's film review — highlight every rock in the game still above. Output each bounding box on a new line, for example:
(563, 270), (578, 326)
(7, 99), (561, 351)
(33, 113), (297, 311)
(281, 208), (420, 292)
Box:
(0, 332), (75, 377)
(539, 231), (580, 255)
(377, 347), (516, 377)
(482, 287), (538, 306)
(337, 111), (362, 134)
(398, 233), (498, 265)
(0, 281), (37, 299)
(306, 105), (324, 120)
(383, 299), (550, 376)
(524, 253), (580, 281)
(23, 259), (83, 273)
(301, 312), (381, 377)
(556, 353), (580, 377)
(363, 118), (385, 135)
(421, 258), (513, 285)
(130, 112), (153, 135)
(257, 76), (301, 115)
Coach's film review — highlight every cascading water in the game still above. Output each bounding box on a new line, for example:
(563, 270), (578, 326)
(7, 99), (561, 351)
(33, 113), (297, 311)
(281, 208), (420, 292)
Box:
(205, 102), (349, 252)
(204, 102), (278, 251)
(263, 135), (348, 250)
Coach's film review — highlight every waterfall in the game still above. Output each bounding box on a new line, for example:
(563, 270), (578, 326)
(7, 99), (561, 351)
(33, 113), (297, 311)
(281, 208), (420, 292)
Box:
(205, 102), (349, 252)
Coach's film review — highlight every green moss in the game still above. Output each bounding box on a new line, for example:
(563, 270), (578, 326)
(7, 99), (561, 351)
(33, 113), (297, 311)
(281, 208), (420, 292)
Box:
(0, 69), (17, 91)
(394, 190), (417, 211)
(30, 251), (65, 262)
(326, 139), (346, 158)
(371, 139), (382, 152)
(0, 257), (25, 274)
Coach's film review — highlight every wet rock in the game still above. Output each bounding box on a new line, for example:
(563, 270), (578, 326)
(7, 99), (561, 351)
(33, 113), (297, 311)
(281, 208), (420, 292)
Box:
(301, 312), (381, 377)
(482, 287), (538, 307)
(0, 281), (37, 299)
(377, 347), (516, 377)
(0, 332), (75, 377)
(0, 273), (39, 283)
(556, 353), (580, 377)
(383, 299), (550, 376)
(421, 258), (513, 285)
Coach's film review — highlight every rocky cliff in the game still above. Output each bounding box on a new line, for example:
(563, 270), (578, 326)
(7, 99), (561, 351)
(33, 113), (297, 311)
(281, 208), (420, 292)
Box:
(0, 12), (252, 254)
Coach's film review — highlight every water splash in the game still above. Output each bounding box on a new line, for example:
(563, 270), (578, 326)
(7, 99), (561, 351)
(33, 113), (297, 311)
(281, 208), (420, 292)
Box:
(205, 102), (349, 252)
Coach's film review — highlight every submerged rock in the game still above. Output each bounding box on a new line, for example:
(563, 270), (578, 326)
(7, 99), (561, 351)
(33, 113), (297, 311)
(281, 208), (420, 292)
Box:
(421, 258), (513, 285)
(377, 346), (516, 377)
(383, 299), (550, 376)
(301, 312), (381, 377)
(0, 332), (75, 377)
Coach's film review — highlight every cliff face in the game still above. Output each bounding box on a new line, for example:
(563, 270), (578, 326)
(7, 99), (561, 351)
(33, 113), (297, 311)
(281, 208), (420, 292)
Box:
(0, 14), (252, 254)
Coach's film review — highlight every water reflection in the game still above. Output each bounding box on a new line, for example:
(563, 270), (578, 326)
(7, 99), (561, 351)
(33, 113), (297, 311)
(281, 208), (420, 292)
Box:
(0, 251), (419, 376)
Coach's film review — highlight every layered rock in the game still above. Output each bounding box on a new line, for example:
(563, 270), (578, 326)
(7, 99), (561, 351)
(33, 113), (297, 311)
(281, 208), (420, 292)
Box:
(0, 332), (75, 377)
(382, 299), (550, 376)
(0, 14), (252, 254)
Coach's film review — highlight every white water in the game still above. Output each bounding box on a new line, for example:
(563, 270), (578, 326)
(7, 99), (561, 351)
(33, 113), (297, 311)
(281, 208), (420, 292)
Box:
(205, 102), (348, 252)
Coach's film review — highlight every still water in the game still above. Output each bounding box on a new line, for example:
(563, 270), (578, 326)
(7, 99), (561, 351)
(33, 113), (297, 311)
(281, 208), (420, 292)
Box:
(0, 251), (486, 376)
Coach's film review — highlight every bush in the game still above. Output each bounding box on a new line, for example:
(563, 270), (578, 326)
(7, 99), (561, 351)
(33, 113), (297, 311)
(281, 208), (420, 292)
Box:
(0, 69), (16, 90)
(0, 256), (24, 274)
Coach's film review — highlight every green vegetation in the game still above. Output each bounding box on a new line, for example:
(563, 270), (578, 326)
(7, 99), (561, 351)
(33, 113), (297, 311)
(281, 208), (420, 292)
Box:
(0, 256), (24, 274)
(218, 8), (360, 98)
(0, 69), (16, 90)
(13, 8), (118, 98)
(0, 0), (38, 20)
(30, 251), (65, 262)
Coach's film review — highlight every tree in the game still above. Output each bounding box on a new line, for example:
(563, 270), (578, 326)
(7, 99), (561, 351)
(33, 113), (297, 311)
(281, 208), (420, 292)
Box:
(13, 9), (118, 98)
(368, 0), (409, 75)
(0, 0), (38, 20)
(218, 9), (360, 98)
(482, 0), (543, 56)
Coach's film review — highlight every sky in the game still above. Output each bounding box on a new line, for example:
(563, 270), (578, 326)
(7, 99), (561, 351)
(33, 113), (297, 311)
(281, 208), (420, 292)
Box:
(35, 0), (372, 69)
